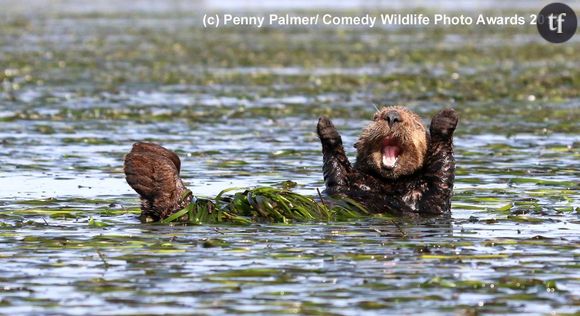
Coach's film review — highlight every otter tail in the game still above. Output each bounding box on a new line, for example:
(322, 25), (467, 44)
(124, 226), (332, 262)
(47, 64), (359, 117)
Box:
(124, 142), (192, 221)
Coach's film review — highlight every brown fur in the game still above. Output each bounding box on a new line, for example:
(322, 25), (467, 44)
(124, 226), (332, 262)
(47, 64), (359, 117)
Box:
(122, 107), (458, 220)
(354, 106), (428, 179)
(317, 107), (458, 215)
(124, 142), (192, 221)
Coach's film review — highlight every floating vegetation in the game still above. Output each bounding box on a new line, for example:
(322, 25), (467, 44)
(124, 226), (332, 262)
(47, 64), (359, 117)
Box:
(158, 187), (369, 225)
(0, 1), (578, 315)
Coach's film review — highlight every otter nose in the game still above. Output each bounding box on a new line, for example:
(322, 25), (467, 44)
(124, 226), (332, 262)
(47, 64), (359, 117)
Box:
(384, 110), (401, 127)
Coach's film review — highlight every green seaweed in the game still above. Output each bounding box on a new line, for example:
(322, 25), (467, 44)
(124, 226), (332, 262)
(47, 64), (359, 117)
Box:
(160, 187), (369, 225)
(0, 3), (578, 315)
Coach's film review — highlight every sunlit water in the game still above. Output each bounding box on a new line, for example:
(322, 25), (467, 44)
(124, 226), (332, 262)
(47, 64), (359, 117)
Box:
(0, 1), (578, 315)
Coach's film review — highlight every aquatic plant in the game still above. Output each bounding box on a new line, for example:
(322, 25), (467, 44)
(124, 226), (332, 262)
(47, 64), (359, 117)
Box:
(157, 187), (370, 224)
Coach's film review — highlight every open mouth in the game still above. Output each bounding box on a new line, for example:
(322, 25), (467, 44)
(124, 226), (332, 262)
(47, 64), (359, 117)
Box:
(381, 137), (401, 169)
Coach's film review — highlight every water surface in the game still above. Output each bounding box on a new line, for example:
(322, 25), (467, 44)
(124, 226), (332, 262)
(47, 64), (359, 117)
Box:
(0, 1), (578, 315)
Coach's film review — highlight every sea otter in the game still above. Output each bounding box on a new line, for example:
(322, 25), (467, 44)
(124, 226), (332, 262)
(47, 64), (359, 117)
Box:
(317, 106), (458, 215)
(124, 107), (458, 221)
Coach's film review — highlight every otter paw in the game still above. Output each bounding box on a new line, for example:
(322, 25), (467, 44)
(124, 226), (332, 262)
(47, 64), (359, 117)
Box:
(430, 108), (458, 138)
(317, 117), (342, 145)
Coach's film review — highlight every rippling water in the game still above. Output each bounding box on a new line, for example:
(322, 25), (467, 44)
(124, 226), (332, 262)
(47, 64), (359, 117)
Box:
(0, 1), (578, 315)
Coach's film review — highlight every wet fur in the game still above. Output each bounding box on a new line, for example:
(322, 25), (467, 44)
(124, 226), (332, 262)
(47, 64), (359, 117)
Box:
(123, 107), (458, 220)
(354, 106), (428, 179)
(124, 142), (192, 221)
(317, 107), (458, 216)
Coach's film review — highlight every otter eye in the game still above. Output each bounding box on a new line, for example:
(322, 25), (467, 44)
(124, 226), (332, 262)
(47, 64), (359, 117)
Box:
(373, 114), (379, 121)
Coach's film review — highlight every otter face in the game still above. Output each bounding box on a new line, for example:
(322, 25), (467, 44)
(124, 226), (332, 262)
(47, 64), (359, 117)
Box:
(355, 106), (428, 179)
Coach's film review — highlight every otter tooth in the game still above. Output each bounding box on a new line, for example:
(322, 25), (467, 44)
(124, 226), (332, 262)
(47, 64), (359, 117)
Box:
(382, 154), (398, 168)
(382, 145), (399, 168)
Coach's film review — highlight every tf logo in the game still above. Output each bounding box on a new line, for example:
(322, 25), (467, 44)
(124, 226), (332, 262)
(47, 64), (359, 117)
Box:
(537, 3), (577, 43)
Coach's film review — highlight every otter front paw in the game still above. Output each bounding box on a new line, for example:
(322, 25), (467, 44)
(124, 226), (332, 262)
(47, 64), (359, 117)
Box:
(317, 116), (343, 147)
(430, 108), (458, 139)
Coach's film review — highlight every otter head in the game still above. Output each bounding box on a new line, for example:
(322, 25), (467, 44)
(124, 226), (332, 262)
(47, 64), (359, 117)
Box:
(354, 106), (428, 179)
